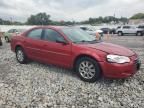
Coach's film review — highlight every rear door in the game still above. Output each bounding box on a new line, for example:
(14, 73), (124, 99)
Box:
(129, 26), (136, 34)
(41, 28), (72, 68)
(24, 28), (45, 61)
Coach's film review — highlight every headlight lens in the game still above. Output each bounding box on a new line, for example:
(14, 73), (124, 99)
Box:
(107, 54), (130, 64)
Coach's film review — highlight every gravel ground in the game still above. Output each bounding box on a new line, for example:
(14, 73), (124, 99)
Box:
(0, 36), (144, 108)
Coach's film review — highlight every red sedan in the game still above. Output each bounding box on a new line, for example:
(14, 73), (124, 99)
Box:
(10, 26), (141, 82)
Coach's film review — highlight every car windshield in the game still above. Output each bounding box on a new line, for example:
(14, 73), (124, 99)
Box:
(62, 28), (97, 43)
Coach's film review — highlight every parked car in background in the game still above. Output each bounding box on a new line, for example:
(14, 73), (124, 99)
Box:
(4, 29), (26, 42)
(100, 27), (116, 34)
(11, 26), (141, 82)
(110, 28), (116, 34)
(116, 25), (144, 36)
(79, 26), (103, 36)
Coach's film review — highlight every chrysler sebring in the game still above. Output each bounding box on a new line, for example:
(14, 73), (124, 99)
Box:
(11, 26), (141, 82)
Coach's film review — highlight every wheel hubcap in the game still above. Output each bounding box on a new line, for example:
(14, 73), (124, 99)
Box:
(79, 61), (96, 79)
(17, 50), (24, 62)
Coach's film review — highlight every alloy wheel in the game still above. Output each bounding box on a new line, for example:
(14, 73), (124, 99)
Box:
(17, 50), (24, 62)
(79, 61), (96, 79)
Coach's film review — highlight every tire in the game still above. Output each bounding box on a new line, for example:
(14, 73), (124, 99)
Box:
(16, 47), (28, 64)
(5, 37), (10, 42)
(75, 57), (101, 83)
(136, 31), (142, 36)
(118, 31), (123, 36)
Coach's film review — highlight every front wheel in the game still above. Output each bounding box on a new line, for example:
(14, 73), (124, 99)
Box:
(75, 57), (101, 83)
(16, 47), (28, 64)
(118, 31), (123, 36)
(136, 31), (142, 36)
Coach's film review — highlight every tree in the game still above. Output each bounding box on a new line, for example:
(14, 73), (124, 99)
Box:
(26, 12), (51, 25)
(130, 13), (144, 19)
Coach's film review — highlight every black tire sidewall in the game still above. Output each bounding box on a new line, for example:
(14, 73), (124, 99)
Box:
(118, 32), (123, 36)
(75, 57), (101, 83)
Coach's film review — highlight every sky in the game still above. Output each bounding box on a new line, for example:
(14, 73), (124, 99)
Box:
(0, 0), (144, 22)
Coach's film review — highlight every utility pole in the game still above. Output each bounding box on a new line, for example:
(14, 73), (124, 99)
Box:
(114, 13), (116, 24)
(10, 17), (13, 25)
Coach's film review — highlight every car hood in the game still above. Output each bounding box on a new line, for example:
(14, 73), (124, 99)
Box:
(82, 42), (135, 56)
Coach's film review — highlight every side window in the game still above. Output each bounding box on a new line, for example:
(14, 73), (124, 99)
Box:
(43, 29), (65, 42)
(80, 27), (87, 31)
(27, 29), (42, 39)
(13, 29), (17, 33)
(123, 26), (130, 29)
(131, 26), (135, 29)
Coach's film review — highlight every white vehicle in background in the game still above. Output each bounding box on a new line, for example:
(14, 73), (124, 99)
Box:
(116, 25), (144, 36)
(79, 26), (103, 36)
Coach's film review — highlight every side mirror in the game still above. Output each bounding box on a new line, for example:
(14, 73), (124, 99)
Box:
(56, 38), (68, 45)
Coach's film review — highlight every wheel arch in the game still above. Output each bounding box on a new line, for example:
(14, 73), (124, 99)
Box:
(73, 54), (102, 72)
(15, 44), (23, 52)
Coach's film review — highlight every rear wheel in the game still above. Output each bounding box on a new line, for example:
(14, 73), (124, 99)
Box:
(5, 37), (10, 42)
(75, 57), (101, 83)
(16, 47), (28, 64)
(136, 31), (142, 36)
(118, 31), (123, 36)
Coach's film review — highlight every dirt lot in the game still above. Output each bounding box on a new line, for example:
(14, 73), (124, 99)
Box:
(0, 35), (144, 108)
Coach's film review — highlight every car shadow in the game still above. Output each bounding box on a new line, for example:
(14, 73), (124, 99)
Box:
(27, 61), (133, 85)
(28, 61), (77, 78)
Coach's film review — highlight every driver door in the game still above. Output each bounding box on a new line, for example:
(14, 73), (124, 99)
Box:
(41, 28), (72, 68)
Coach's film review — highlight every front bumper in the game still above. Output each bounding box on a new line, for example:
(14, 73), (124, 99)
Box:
(99, 55), (141, 78)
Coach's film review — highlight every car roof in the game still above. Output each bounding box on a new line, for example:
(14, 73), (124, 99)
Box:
(31, 26), (70, 30)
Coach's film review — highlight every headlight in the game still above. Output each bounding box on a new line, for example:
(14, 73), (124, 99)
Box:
(107, 54), (130, 64)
